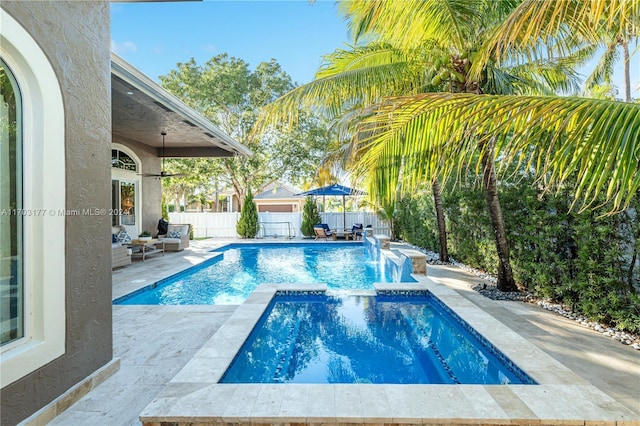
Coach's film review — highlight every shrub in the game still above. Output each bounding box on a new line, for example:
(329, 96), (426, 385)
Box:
(443, 183), (497, 274)
(301, 196), (322, 237)
(236, 190), (259, 238)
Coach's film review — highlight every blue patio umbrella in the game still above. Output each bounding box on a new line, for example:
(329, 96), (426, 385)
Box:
(296, 184), (367, 230)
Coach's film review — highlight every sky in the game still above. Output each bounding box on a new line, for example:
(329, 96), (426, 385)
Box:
(111, 1), (639, 97)
(110, 1), (352, 85)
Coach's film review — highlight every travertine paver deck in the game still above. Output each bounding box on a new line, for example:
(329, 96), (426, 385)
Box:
(47, 239), (639, 425)
(140, 280), (639, 425)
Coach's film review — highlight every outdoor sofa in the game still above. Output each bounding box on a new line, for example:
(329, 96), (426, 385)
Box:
(111, 225), (132, 268)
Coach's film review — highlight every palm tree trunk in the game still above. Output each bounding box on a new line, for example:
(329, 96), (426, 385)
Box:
(622, 39), (631, 102)
(432, 178), (449, 262)
(481, 138), (518, 292)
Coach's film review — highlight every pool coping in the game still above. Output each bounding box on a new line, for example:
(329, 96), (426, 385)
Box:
(139, 276), (638, 425)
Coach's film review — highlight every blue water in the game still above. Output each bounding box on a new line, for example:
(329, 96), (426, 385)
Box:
(115, 243), (411, 305)
(221, 292), (535, 384)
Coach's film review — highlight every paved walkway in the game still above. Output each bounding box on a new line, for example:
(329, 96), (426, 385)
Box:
(49, 239), (639, 425)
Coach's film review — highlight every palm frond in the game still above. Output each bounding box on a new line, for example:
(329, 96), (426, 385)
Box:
(584, 41), (622, 90)
(255, 44), (426, 131)
(316, 43), (408, 77)
(472, 0), (640, 78)
(339, 0), (495, 52)
(356, 93), (640, 212)
(504, 57), (584, 95)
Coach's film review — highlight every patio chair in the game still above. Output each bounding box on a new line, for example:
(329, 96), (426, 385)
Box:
(349, 223), (364, 240)
(314, 224), (337, 241)
(157, 223), (190, 251)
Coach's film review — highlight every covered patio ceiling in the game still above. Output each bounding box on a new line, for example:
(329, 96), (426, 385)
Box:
(111, 53), (251, 158)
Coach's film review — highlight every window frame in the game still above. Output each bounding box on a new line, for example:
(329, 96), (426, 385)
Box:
(1, 57), (24, 346)
(0, 10), (66, 388)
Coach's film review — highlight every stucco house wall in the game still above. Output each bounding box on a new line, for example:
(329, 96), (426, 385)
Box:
(0, 2), (113, 425)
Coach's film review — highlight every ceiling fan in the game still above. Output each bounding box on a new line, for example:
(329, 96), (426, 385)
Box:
(140, 131), (186, 178)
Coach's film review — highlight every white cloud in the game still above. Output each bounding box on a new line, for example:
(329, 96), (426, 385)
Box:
(111, 40), (138, 54)
(202, 44), (217, 53)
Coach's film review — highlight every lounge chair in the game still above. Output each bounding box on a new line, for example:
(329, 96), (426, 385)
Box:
(314, 224), (337, 241)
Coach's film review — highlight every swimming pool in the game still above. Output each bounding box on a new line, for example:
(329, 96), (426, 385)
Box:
(115, 243), (414, 305)
(221, 291), (535, 384)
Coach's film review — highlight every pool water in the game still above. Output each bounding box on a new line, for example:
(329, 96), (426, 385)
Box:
(221, 292), (535, 384)
(115, 243), (410, 305)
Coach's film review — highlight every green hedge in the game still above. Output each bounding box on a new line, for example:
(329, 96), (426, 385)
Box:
(395, 194), (439, 252)
(394, 178), (640, 333)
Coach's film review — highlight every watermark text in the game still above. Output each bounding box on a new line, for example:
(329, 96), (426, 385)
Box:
(1, 208), (130, 217)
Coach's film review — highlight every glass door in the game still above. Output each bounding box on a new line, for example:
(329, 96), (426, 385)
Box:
(111, 179), (138, 237)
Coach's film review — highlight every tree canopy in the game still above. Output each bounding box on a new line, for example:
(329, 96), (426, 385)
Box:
(159, 54), (334, 209)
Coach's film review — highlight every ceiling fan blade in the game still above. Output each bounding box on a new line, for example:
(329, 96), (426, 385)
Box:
(158, 171), (187, 178)
(136, 133), (190, 179)
(138, 172), (187, 178)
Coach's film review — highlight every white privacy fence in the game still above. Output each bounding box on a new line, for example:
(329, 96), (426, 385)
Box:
(168, 211), (390, 239)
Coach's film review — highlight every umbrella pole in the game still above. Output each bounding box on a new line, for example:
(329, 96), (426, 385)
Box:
(343, 194), (346, 230)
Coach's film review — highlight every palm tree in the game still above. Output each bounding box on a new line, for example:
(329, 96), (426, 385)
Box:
(259, 43), (455, 257)
(261, 0), (639, 291)
(345, 1), (520, 290)
(352, 0), (639, 214)
(584, 28), (636, 102)
(260, 31), (571, 268)
(345, 0), (587, 291)
(479, 0), (639, 101)
(341, 0), (639, 290)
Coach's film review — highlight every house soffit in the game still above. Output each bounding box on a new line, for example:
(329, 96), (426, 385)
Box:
(111, 53), (251, 158)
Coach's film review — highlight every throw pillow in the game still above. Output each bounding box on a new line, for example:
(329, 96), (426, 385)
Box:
(116, 229), (132, 243)
(168, 230), (182, 238)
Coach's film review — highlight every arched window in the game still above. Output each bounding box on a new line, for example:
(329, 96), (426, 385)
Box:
(111, 149), (138, 172)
